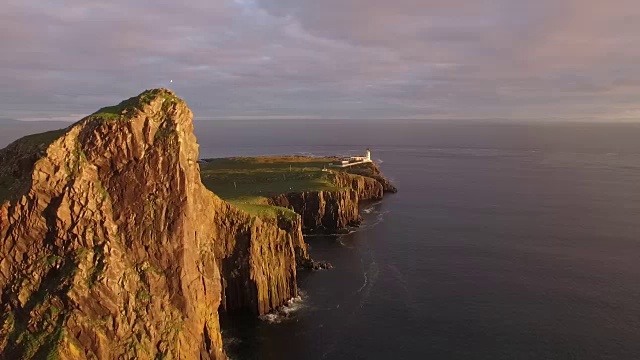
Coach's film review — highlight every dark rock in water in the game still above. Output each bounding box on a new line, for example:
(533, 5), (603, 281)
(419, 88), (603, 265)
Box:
(378, 177), (398, 193)
(298, 258), (333, 271)
(312, 261), (333, 270)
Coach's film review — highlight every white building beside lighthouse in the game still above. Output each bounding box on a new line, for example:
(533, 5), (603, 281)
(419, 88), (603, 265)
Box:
(330, 148), (373, 168)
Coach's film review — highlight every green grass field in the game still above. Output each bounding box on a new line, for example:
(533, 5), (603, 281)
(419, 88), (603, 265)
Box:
(200, 156), (344, 219)
(90, 89), (183, 122)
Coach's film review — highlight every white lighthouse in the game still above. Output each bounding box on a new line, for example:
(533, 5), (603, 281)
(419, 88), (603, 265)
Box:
(366, 148), (371, 161)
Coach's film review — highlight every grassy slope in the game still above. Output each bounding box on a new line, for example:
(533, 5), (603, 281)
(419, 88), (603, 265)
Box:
(0, 128), (68, 203)
(90, 89), (183, 122)
(200, 156), (345, 220)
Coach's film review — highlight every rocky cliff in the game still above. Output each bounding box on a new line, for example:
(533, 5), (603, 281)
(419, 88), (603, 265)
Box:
(0, 89), (306, 359)
(209, 201), (307, 316)
(268, 169), (394, 233)
(343, 163), (398, 194)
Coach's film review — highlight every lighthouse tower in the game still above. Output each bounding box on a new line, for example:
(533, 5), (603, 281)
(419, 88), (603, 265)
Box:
(366, 148), (371, 162)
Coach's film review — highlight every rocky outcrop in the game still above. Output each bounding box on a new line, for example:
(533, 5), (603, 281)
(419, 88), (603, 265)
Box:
(269, 189), (360, 233)
(0, 89), (306, 359)
(209, 202), (306, 315)
(268, 169), (394, 233)
(343, 163), (398, 194)
(331, 171), (385, 200)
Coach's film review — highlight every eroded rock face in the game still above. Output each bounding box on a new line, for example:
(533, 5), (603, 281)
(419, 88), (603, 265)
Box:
(343, 163), (398, 194)
(209, 202), (305, 315)
(268, 190), (358, 233)
(268, 169), (391, 233)
(332, 171), (385, 201)
(0, 89), (306, 359)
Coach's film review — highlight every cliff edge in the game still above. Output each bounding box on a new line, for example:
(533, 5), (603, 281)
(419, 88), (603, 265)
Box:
(268, 170), (388, 233)
(0, 89), (306, 359)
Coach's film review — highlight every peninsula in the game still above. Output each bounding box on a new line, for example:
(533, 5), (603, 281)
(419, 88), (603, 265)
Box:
(0, 89), (395, 359)
(199, 154), (396, 233)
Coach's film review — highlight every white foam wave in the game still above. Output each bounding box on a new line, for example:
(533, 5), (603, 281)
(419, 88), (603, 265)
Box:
(303, 233), (327, 238)
(356, 270), (368, 293)
(259, 296), (305, 323)
(357, 260), (379, 305)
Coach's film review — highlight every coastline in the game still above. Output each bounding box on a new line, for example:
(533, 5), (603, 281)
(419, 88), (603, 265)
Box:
(0, 90), (397, 359)
(199, 156), (397, 235)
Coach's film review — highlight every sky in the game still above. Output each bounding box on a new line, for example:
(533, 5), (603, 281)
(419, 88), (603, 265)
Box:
(2, 0), (640, 121)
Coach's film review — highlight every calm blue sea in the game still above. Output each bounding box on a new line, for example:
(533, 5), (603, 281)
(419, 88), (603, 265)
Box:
(197, 120), (640, 360)
(3, 119), (640, 359)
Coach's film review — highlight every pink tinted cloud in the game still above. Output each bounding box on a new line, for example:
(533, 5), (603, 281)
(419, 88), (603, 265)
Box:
(1, 0), (640, 120)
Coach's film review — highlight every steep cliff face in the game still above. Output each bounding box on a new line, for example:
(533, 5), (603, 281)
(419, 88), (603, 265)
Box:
(208, 200), (306, 315)
(332, 171), (384, 201)
(0, 89), (305, 359)
(344, 163), (398, 194)
(269, 189), (360, 233)
(268, 170), (391, 233)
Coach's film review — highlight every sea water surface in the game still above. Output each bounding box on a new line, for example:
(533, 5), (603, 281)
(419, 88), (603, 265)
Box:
(2, 119), (640, 359)
(196, 120), (640, 360)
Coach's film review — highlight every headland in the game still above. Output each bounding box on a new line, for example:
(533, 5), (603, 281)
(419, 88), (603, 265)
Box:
(0, 89), (395, 359)
(200, 155), (396, 234)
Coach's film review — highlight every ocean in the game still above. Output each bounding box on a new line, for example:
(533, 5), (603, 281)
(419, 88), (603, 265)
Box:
(197, 120), (640, 360)
(3, 119), (640, 359)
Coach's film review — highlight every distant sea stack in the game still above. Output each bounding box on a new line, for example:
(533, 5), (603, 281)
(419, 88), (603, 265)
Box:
(0, 89), (307, 359)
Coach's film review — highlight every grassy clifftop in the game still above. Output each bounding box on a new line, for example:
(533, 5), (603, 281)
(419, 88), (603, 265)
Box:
(90, 89), (184, 122)
(200, 156), (346, 219)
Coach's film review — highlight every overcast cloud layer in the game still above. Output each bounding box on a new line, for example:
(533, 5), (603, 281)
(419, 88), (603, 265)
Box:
(2, 0), (640, 121)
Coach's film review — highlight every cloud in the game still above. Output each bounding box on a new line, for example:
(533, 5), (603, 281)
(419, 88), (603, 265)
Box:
(1, 0), (640, 120)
